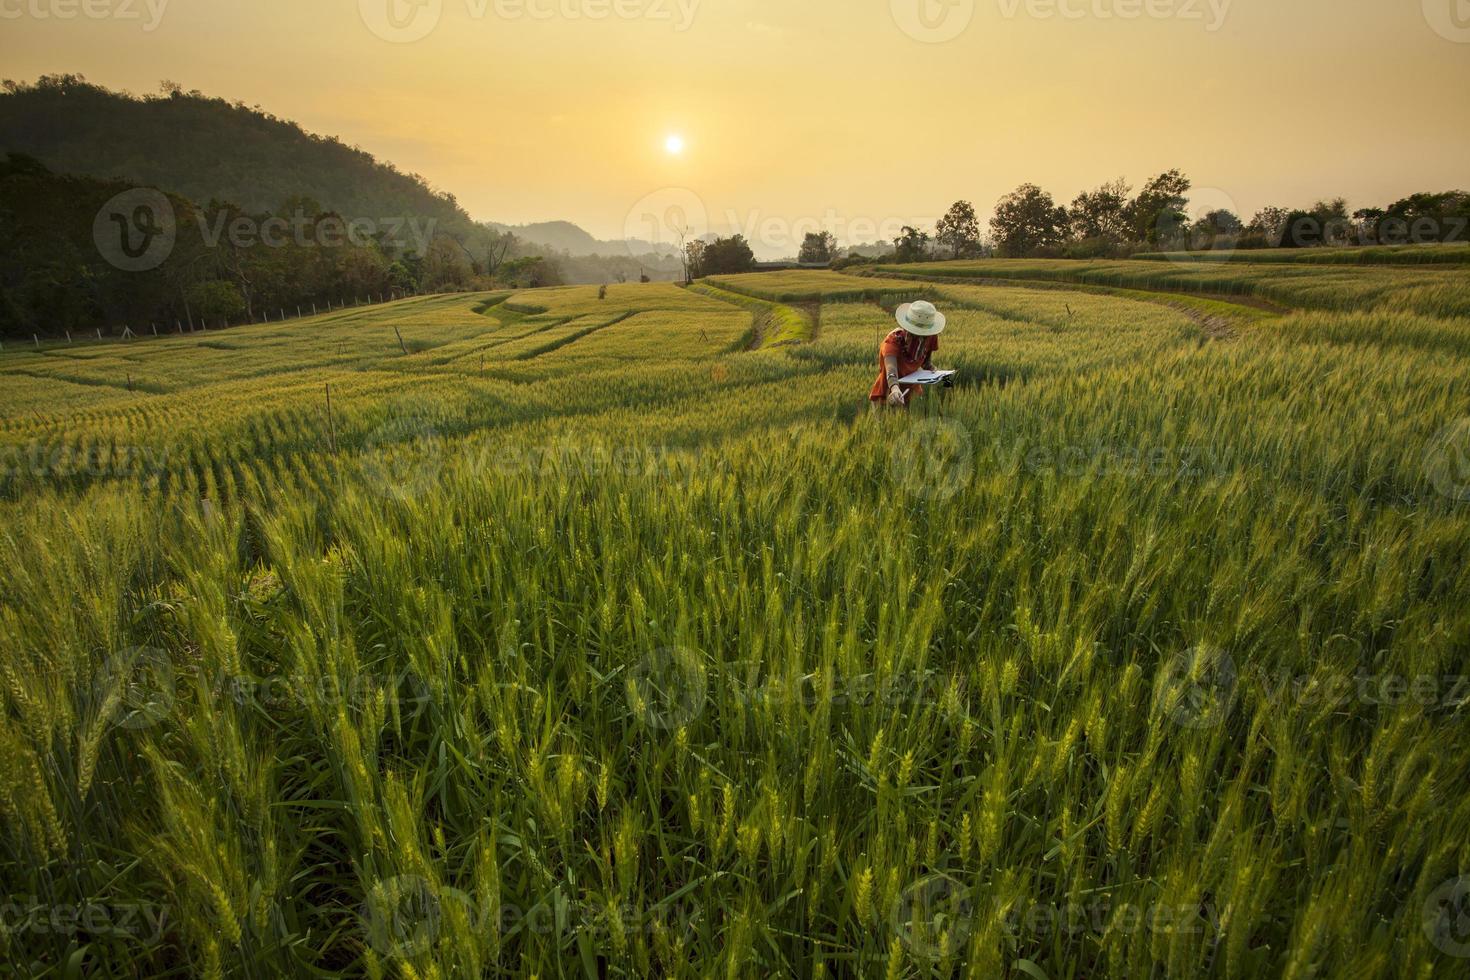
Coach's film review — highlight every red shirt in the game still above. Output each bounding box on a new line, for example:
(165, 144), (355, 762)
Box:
(869, 328), (939, 401)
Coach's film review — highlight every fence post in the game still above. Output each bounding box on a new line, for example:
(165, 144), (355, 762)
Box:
(96, 328), (103, 340)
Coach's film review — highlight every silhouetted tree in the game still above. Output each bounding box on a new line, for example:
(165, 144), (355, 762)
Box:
(1069, 178), (1133, 245)
(1129, 170), (1192, 246)
(892, 226), (931, 263)
(990, 184), (1068, 257)
(935, 201), (981, 259)
(700, 235), (756, 275)
(798, 231), (839, 264)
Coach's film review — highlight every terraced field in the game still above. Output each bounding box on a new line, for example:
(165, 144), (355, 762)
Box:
(870, 257), (1470, 319)
(2, 268), (1469, 978)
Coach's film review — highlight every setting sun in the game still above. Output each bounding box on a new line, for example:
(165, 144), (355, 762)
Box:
(664, 134), (685, 156)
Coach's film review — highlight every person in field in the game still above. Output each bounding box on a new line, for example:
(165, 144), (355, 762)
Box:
(870, 300), (946, 408)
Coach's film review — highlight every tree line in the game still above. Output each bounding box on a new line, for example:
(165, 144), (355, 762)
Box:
(972, 174), (1469, 257)
(819, 173), (1469, 267)
(0, 153), (471, 338)
(0, 153), (690, 339)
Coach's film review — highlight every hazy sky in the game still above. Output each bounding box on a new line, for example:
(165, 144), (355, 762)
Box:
(4, 0), (1468, 255)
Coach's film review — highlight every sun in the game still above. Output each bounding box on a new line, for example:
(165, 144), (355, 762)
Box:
(664, 134), (686, 156)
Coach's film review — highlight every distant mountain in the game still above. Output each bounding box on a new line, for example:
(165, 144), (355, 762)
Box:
(0, 74), (474, 234)
(487, 219), (677, 259)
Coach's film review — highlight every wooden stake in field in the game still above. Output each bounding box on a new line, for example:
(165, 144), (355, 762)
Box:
(66, 331), (72, 344)
(34, 334), (40, 348)
(96, 328), (103, 340)
(394, 326), (408, 355)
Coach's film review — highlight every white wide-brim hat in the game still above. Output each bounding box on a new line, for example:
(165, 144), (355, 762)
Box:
(896, 300), (946, 337)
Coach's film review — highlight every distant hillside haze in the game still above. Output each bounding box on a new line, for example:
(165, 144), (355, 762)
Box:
(487, 219), (676, 259)
(0, 75), (475, 234)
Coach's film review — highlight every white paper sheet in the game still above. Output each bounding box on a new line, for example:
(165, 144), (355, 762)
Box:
(897, 369), (957, 386)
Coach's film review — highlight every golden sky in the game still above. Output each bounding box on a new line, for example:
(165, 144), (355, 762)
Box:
(4, 0), (1468, 254)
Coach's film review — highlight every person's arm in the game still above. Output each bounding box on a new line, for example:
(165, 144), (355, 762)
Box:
(883, 354), (905, 406)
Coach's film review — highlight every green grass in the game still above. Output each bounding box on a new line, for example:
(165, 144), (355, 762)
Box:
(1133, 243), (1470, 266)
(708, 270), (929, 305)
(2, 272), (1469, 978)
(871, 258), (1470, 319)
(687, 281), (816, 347)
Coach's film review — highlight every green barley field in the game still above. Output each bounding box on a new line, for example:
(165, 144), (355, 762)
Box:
(2, 262), (1469, 978)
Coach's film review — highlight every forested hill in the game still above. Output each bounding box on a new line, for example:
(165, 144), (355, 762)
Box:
(0, 75), (474, 232)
